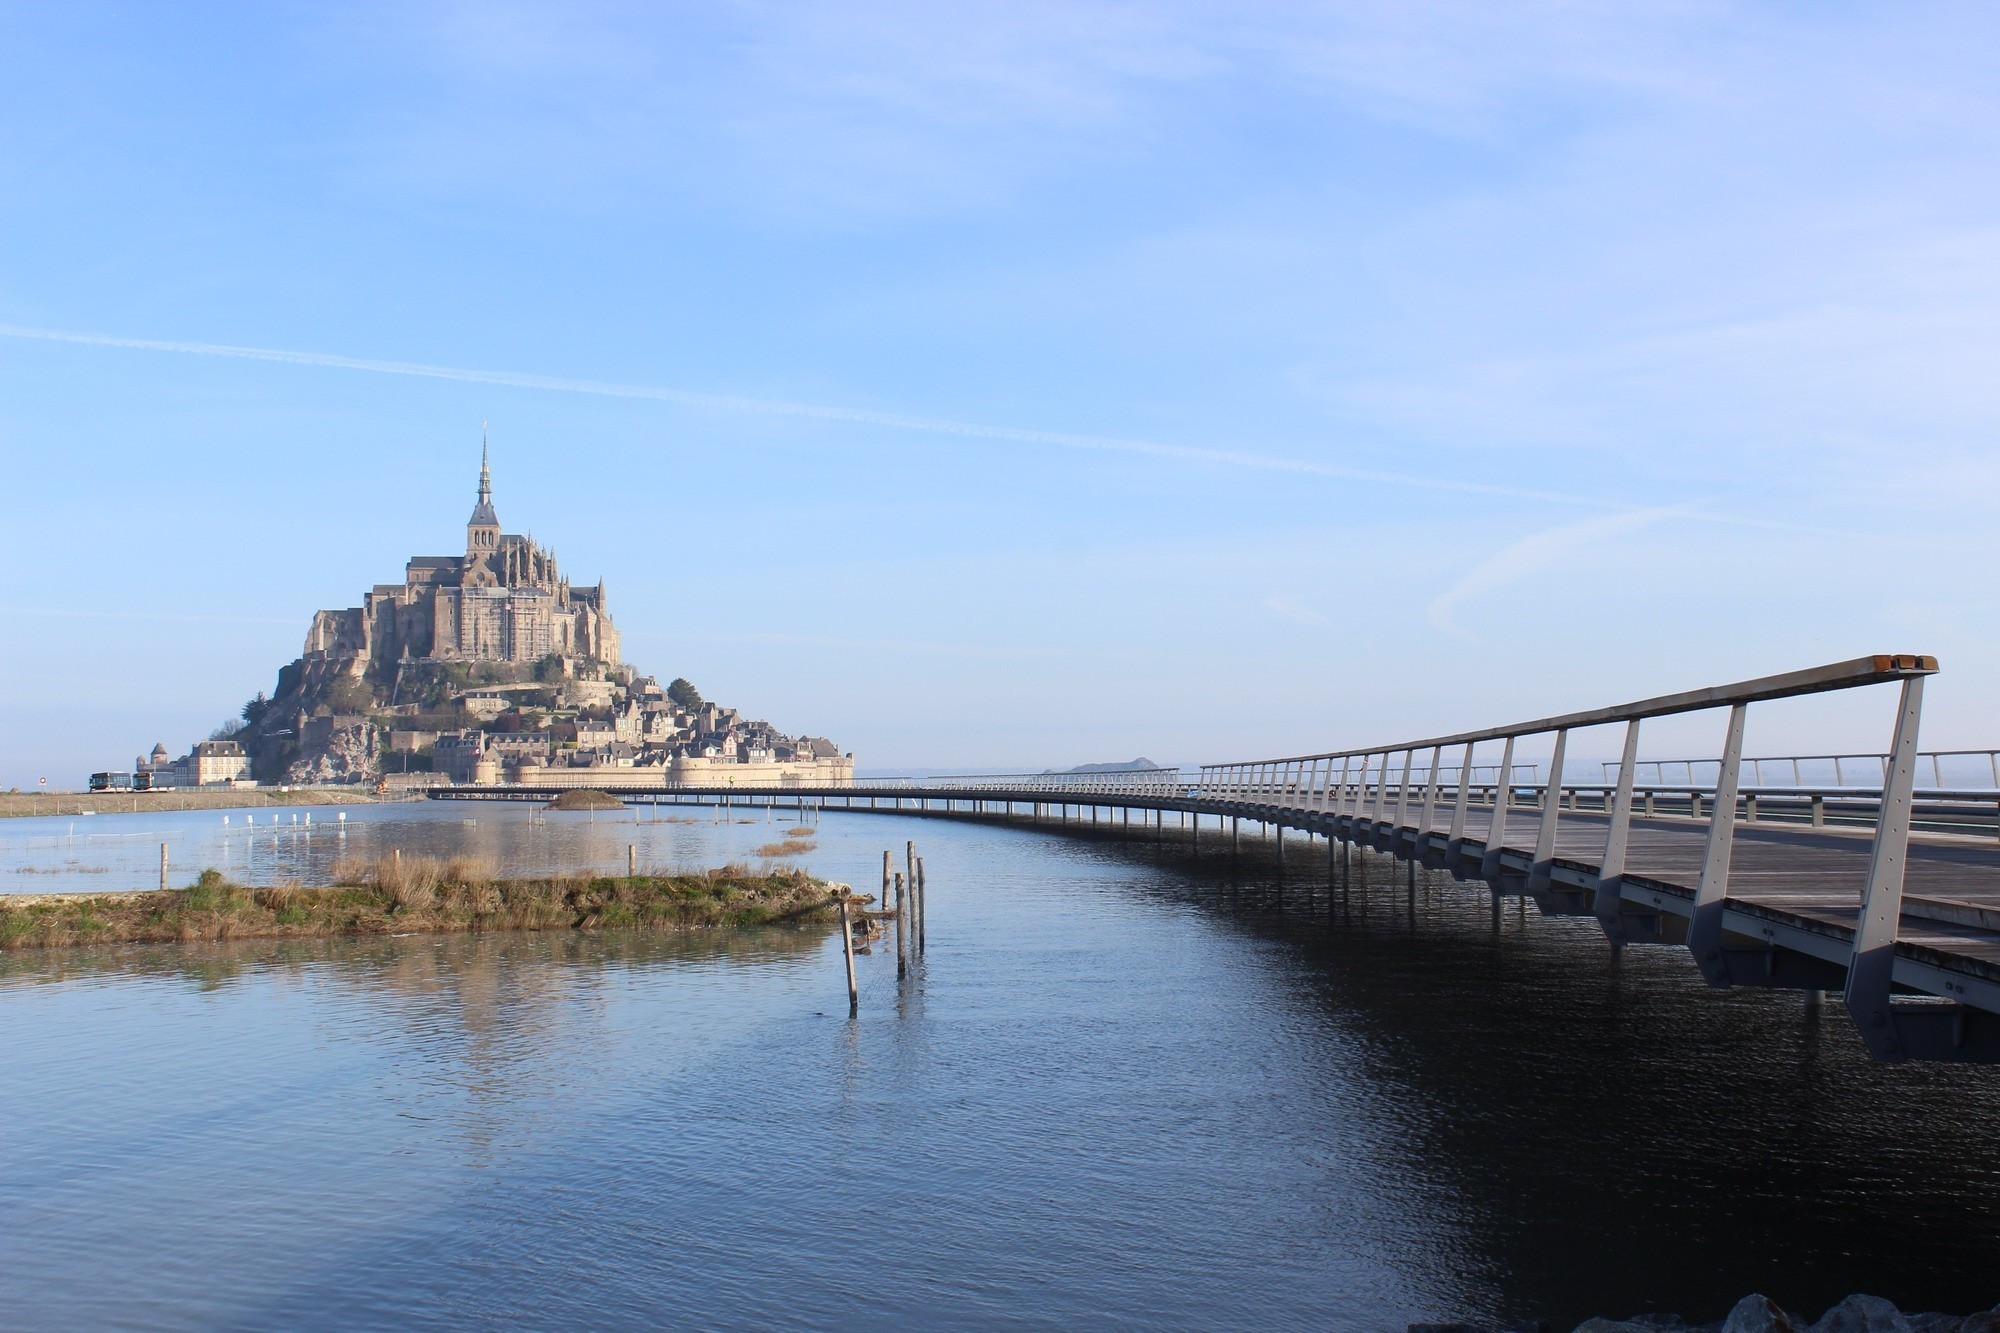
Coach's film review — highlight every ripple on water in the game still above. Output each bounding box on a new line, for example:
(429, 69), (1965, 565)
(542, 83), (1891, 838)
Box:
(3, 808), (2000, 1329)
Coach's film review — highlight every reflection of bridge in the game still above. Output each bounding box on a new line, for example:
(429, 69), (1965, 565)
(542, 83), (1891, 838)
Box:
(432, 654), (2000, 1065)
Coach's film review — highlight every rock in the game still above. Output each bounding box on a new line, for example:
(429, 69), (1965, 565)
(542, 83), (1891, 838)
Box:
(1810, 1295), (1912, 1333)
(1574, 1320), (1665, 1332)
(1723, 1295), (1805, 1333)
(1906, 1316), (1962, 1333)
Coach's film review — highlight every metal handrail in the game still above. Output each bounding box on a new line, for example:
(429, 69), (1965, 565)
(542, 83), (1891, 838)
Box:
(1190, 655), (1943, 1062)
(1603, 748), (2000, 790)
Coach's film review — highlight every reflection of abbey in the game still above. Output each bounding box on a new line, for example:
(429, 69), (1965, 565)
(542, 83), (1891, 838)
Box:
(303, 447), (620, 672)
(119, 448), (851, 790)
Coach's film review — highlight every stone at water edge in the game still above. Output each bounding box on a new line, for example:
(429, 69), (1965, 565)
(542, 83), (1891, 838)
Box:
(1908, 1310), (2000, 1333)
(1809, 1295), (1913, 1333)
(1722, 1295), (1807, 1333)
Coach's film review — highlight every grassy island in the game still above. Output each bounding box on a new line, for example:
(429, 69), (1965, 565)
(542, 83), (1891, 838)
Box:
(0, 856), (853, 950)
(544, 789), (625, 811)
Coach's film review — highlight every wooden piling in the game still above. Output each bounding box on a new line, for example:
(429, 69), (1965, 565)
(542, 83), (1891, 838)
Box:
(894, 872), (908, 976)
(628, 844), (637, 878)
(159, 842), (168, 892)
(882, 849), (892, 907)
(837, 894), (859, 1015)
(916, 856), (928, 953)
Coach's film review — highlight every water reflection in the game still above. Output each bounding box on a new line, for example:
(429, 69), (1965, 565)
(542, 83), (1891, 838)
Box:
(3, 811), (1999, 1330)
(0, 799), (823, 894)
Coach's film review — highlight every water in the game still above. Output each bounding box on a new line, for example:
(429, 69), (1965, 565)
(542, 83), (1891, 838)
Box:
(4, 803), (2000, 1329)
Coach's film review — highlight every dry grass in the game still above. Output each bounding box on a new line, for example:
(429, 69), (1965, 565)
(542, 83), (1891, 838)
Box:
(544, 789), (625, 811)
(753, 826), (819, 858)
(0, 855), (852, 950)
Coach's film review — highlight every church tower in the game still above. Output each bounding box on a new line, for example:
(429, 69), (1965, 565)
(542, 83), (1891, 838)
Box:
(466, 439), (500, 556)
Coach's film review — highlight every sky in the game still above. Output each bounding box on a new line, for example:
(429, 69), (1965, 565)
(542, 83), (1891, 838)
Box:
(3, 1), (1999, 786)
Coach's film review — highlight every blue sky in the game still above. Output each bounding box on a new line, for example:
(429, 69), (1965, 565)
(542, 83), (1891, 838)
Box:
(3, 1), (1998, 786)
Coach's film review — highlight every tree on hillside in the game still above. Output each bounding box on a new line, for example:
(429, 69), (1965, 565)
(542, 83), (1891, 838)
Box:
(327, 677), (374, 715)
(668, 677), (704, 710)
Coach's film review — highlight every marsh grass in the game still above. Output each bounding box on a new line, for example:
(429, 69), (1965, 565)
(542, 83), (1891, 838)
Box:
(544, 789), (625, 811)
(0, 856), (848, 950)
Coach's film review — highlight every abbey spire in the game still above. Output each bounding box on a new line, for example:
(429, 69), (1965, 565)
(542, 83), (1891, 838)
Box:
(466, 433), (500, 554)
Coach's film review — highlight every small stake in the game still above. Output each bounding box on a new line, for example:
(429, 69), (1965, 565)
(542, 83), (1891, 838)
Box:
(159, 842), (168, 892)
(916, 856), (928, 954)
(629, 843), (637, 878)
(838, 894), (859, 1015)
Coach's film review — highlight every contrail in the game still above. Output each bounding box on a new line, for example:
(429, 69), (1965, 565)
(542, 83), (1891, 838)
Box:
(0, 321), (1825, 529)
(0, 605), (295, 627)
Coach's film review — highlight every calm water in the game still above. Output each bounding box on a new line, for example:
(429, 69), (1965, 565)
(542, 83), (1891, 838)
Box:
(4, 803), (2000, 1329)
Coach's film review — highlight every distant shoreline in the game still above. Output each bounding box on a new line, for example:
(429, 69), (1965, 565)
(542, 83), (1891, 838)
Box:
(0, 788), (382, 820)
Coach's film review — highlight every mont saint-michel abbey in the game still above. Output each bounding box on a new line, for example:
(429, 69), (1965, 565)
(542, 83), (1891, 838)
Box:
(303, 448), (620, 672)
(118, 449), (851, 790)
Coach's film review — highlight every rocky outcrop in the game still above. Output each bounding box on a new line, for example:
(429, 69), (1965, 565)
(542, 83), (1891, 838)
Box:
(282, 719), (378, 785)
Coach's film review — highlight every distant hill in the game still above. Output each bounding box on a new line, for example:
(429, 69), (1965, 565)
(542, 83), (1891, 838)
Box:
(1063, 759), (1164, 773)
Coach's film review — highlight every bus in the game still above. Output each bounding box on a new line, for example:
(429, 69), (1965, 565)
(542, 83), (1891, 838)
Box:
(88, 772), (135, 792)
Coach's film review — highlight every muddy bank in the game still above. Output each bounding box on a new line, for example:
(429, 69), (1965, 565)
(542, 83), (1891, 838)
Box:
(0, 788), (381, 819)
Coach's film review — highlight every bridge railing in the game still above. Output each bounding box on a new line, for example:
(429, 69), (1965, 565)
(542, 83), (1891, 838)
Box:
(1291, 779), (2000, 838)
(1598, 748), (2000, 790)
(847, 769), (1194, 796)
(1198, 653), (1943, 1062)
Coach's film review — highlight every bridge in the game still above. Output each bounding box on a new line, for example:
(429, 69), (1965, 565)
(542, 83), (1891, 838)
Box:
(430, 653), (2000, 1065)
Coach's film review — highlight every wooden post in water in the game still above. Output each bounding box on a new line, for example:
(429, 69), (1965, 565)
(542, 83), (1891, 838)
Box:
(916, 856), (928, 954)
(159, 842), (168, 892)
(628, 844), (636, 878)
(837, 894), (859, 1015)
(905, 841), (917, 934)
(882, 850), (892, 907)
(894, 872), (908, 975)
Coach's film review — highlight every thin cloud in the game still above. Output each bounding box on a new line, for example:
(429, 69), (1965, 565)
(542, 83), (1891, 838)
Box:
(2, 321), (1782, 521)
(1262, 597), (1333, 629)
(627, 626), (1058, 660)
(0, 605), (296, 627)
(1427, 504), (1689, 641)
